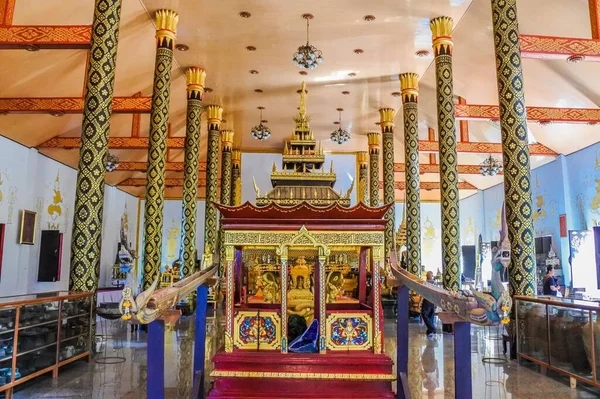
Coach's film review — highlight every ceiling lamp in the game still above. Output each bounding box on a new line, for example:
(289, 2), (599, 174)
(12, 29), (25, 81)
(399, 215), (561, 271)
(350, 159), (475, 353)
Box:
(106, 152), (120, 172)
(251, 106), (271, 141)
(330, 108), (350, 145)
(292, 14), (323, 70)
(479, 155), (503, 176)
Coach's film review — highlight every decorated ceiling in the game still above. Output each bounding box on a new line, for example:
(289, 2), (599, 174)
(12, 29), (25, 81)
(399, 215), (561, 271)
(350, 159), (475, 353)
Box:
(0, 0), (597, 200)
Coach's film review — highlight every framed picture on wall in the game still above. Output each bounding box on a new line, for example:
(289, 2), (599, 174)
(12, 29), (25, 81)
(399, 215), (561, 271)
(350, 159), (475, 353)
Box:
(19, 210), (37, 245)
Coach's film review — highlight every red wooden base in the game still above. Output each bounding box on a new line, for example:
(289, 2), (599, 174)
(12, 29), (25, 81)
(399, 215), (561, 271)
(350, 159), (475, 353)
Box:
(208, 351), (395, 399)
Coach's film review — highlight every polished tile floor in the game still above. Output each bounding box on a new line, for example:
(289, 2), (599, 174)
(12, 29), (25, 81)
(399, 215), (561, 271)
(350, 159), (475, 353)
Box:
(8, 315), (600, 399)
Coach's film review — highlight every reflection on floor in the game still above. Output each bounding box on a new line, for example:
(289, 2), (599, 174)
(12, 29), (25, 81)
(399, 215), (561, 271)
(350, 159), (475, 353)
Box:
(9, 315), (600, 398)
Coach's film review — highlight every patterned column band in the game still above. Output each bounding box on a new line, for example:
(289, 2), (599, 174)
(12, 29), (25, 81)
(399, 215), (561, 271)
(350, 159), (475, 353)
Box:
(231, 150), (242, 206)
(142, 9), (179, 290)
(220, 130), (234, 206)
(431, 16), (461, 292)
(70, 0), (123, 292)
(491, 0), (536, 296)
(357, 151), (368, 204)
(399, 72), (422, 276)
(180, 67), (205, 280)
(368, 132), (380, 207)
(379, 108), (396, 260)
(203, 105), (223, 263)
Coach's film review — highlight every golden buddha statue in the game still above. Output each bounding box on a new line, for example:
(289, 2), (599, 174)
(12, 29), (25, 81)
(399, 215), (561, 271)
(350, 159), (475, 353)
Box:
(287, 256), (314, 323)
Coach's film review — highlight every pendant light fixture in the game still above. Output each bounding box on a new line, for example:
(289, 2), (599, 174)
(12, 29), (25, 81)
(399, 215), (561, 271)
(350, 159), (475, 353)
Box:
(292, 14), (324, 70)
(330, 108), (350, 145)
(250, 106), (271, 141)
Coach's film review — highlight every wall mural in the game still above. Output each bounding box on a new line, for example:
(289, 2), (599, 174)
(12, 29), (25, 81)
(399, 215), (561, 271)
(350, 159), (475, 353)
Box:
(0, 169), (17, 224)
(165, 218), (181, 267)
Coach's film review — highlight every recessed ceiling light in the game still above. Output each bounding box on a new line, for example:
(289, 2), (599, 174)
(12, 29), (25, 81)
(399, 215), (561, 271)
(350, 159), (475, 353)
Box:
(239, 11), (251, 18)
(353, 49), (364, 54)
(246, 45), (257, 51)
(204, 87), (213, 93)
(221, 119), (227, 124)
(415, 50), (430, 58)
(538, 120), (552, 126)
(301, 13), (314, 20)
(391, 92), (401, 97)
(342, 91), (350, 95)
(25, 44), (40, 52)
(257, 106), (265, 110)
(363, 15), (376, 22)
(333, 121), (340, 125)
(567, 55), (585, 64)
(254, 89), (263, 93)
(348, 72), (357, 77)
(336, 108), (344, 112)
(50, 111), (65, 117)
(299, 71), (308, 76)
(296, 89), (308, 94)
(249, 70), (259, 74)
(261, 119), (268, 123)
(175, 43), (189, 52)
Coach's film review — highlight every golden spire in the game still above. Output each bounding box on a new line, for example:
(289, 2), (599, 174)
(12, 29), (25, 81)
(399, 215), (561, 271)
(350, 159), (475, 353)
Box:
(272, 162), (277, 172)
(252, 176), (260, 197)
(430, 16), (454, 56)
(293, 82), (311, 131)
(399, 73), (419, 104)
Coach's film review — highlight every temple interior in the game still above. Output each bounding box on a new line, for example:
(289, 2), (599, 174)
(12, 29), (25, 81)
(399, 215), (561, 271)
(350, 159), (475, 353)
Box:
(2, 0), (600, 398)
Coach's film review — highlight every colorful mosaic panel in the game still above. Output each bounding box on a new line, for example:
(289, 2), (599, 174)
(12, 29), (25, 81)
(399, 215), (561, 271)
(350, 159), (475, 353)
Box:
(326, 313), (372, 351)
(234, 311), (281, 350)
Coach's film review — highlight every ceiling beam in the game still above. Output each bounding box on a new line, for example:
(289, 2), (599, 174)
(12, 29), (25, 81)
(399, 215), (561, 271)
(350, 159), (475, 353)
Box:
(519, 34), (600, 62)
(116, 161), (206, 172)
(0, 25), (91, 49)
(590, 0), (600, 39)
(418, 140), (557, 156)
(0, 96), (151, 114)
(0, 0), (16, 26)
(455, 103), (600, 124)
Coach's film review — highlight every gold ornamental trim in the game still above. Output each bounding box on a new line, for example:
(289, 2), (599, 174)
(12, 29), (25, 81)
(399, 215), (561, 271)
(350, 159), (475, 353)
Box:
(221, 130), (234, 151)
(206, 105), (223, 130)
(282, 154), (325, 163)
(357, 151), (368, 168)
(270, 171), (336, 182)
(232, 149), (242, 167)
(210, 370), (396, 381)
(378, 108), (395, 129)
(430, 16), (454, 54)
(185, 67), (206, 99)
(223, 230), (385, 247)
(367, 132), (380, 153)
(399, 73), (419, 103)
(155, 9), (179, 43)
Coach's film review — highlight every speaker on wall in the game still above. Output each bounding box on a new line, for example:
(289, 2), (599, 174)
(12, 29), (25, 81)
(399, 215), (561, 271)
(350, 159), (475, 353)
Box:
(38, 230), (62, 282)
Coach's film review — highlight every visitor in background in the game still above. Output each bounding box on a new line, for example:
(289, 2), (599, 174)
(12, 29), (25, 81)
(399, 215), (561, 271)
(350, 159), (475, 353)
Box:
(542, 266), (559, 296)
(421, 271), (437, 340)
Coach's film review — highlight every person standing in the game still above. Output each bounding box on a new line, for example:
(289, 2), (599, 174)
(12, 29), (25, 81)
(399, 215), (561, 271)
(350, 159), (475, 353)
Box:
(542, 266), (559, 296)
(421, 271), (437, 340)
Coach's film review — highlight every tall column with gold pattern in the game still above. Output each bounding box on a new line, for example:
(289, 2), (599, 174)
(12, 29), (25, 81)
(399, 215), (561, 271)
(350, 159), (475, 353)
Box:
(372, 245), (383, 354)
(224, 245), (234, 352)
(280, 251), (289, 354)
(142, 10), (179, 290)
(368, 133), (380, 207)
(231, 150), (242, 206)
(357, 151), (368, 204)
(318, 253), (327, 354)
(399, 73), (422, 276)
(431, 16), (461, 291)
(220, 130), (234, 206)
(203, 105), (223, 261)
(180, 67), (205, 280)
(379, 109), (396, 260)
(69, 0), (122, 292)
(491, 0), (536, 296)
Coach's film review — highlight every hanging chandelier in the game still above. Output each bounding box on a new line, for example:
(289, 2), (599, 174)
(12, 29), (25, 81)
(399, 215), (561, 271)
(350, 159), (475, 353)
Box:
(330, 108), (351, 145)
(251, 106), (271, 141)
(479, 155), (503, 176)
(105, 152), (120, 172)
(292, 14), (323, 70)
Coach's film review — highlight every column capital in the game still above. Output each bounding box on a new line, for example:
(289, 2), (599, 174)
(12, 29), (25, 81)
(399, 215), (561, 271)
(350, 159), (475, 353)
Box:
(367, 132), (380, 154)
(399, 73), (419, 104)
(430, 16), (454, 56)
(220, 130), (234, 151)
(206, 105), (223, 130)
(155, 10), (179, 49)
(232, 149), (241, 167)
(379, 108), (395, 131)
(185, 67), (206, 101)
(357, 151), (368, 168)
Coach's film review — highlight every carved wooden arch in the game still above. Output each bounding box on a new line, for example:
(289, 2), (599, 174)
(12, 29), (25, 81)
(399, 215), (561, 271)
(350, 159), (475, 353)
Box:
(276, 225), (330, 258)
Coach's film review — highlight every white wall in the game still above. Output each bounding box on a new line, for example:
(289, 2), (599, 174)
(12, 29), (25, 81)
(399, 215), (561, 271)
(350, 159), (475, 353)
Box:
(0, 135), (138, 296)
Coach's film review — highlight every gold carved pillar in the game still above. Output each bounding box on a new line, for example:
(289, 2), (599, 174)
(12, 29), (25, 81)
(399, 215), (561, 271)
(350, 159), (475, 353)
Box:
(69, 0), (122, 292)
(399, 73), (422, 276)
(372, 245), (383, 354)
(368, 133), (380, 207)
(431, 17), (461, 291)
(379, 108), (396, 260)
(280, 251), (289, 354)
(203, 105), (223, 261)
(180, 67), (205, 280)
(491, 0), (536, 296)
(318, 253), (327, 354)
(357, 151), (368, 204)
(141, 10), (179, 290)
(220, 130), (234, 206)
(224, 245), (234, 352)
(231, 150), (242, 206)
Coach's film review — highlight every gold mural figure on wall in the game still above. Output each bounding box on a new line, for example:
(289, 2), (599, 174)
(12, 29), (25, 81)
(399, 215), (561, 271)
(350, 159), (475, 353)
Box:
(47, 172), (63, 230)
(166, 218), (180, 263)
(533, 195), (546, 222)
(465, 217), (475, 245)
(423, 217), (436, 257)
(591, 179), (600, 216)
